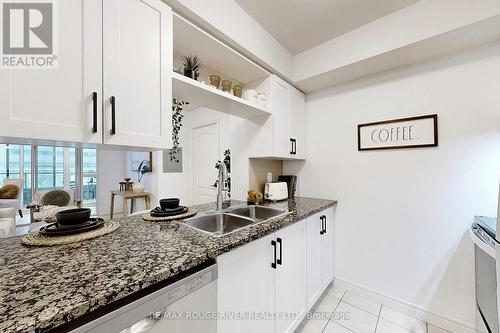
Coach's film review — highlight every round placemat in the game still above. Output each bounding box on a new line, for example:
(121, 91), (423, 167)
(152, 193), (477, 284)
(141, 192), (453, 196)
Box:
(143, 208), (197, 222)
(21, 220), (119, 246)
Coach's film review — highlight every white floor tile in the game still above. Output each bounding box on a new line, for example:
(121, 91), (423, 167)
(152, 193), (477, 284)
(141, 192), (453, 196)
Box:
(324, 321), (355, 333)
(379, 307), (426, 333)
(332, 301), (378, 333)
(313, 294), (341, 319)
(342, 291), (382, 316)
(295, 313), (329, 333)
(326, 284), (347, 300)
(427, 324), (450, 333)
(376, 318), (415, 333)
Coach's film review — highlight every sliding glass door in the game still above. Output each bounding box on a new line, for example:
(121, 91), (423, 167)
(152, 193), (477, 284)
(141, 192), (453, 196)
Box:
(0, 144), (31, 205)
(36, 146), (77, 192)
(0, 144), (97, 208)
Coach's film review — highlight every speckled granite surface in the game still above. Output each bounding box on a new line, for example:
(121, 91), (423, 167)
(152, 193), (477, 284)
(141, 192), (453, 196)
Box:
(0, 197), (336, 332)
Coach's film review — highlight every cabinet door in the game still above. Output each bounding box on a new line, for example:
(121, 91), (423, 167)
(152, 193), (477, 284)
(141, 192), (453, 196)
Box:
(0, 0), (102, 144)
(103, 0), (172, 149)
(306, 213), (323, 309)
(271, 77), (291, 158)
(218, 233), (275, 333)
(290, 89), (306, 159)
(321, 208), (335, 289)
(275, 221), (307, 333)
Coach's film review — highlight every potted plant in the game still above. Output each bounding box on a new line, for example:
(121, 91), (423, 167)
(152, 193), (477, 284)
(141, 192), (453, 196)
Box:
(133, 160), (151, 192)
(183, 54), (201, 80)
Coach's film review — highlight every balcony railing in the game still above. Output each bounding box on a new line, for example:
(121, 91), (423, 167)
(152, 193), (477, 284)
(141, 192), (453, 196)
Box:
(0, 171), (97, 206)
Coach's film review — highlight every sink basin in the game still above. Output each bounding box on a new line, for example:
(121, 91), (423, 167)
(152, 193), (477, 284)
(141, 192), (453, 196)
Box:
(184, 213), (255, 236)
(226, 205), (288, 222)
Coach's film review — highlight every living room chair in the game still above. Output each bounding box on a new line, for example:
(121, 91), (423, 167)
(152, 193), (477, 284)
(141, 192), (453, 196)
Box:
(28, 188), (82, 223)
(0, 207), (16, 238)
(0, 179), (24, 218)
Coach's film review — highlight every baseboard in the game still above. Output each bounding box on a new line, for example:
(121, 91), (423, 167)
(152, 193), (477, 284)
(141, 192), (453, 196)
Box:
(333, 277), (475, 333)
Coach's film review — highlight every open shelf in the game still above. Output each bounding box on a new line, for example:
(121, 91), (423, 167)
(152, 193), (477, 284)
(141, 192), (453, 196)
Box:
(173, 13), (270, 85)
(172, 72), (271, 119)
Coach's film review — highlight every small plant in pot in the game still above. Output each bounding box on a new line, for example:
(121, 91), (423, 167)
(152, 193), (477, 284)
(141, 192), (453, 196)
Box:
(183, 54), (201, 80)
(133, 160), (151, 192)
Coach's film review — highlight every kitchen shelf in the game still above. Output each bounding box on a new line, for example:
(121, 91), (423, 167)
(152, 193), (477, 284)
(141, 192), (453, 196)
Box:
(173, 13), (270, 85)
(172, 72), (271, 119)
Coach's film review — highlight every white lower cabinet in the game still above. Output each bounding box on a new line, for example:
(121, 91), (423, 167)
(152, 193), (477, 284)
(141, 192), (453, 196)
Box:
(275, 221), (307, 333)
(218, 207), (334, 333)
(306, 212), (323, 309)
(306, 208), (335, 309)
(321, 207), (335, 289)
(217, 233), (276, 333)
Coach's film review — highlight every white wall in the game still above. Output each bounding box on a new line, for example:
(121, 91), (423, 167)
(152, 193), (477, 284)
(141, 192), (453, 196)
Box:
(284, 43), (500, 328)
(96, 150), (128, 216)
(154, 107), (248, 207)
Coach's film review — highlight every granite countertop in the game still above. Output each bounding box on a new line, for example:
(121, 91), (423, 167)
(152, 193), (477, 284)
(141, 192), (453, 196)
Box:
(0, 197), (336, 332)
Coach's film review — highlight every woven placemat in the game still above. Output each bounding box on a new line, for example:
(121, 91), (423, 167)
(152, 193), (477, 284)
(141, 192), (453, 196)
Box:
(21, 220), (120, 246)
(142, 208), (197, 222)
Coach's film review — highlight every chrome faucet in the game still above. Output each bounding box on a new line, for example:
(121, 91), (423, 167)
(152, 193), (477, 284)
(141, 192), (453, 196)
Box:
(216, 163), (228, 211)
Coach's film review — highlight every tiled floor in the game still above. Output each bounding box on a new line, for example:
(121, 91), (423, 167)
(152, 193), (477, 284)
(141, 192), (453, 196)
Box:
(295, 284), (452, 333)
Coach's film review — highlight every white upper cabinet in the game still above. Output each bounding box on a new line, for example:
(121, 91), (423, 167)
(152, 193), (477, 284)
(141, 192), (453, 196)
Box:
(248, 75), (306, 160)
(289, 88), (306, 159)
(272, 78), (291, 157)
(0, 0), (103, 144)
(0, 0), (172, 150)
(103, 0), (172, 149)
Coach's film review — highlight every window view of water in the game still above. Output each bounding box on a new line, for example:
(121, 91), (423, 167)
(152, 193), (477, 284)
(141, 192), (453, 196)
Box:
(0, 144), (97, 206)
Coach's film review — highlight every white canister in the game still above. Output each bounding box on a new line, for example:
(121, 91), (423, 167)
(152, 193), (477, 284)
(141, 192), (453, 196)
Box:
(245, 89), (258, 104)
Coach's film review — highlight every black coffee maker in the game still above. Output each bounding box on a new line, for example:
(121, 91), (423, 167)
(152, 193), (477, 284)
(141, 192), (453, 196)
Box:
(278, 175), (297, 199)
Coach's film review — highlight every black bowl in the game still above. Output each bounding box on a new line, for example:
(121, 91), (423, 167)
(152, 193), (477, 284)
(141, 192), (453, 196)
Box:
(56, 208), (91, 225)
(159, 198), (180, 209)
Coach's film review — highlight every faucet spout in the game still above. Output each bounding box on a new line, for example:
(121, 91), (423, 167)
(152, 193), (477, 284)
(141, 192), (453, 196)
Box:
(216, 163), (227, 211)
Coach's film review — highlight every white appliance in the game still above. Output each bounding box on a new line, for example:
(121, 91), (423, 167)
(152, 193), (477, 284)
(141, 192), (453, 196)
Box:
(471, 217), (498, 333)
(72, 264), (217, 333)
(264, 182), (288, 201)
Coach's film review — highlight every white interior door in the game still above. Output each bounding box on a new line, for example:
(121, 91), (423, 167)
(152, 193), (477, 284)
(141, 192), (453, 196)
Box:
(0, 0), (102, 144)
(103, 0), (172, 149)
(192, 121), (219, 205)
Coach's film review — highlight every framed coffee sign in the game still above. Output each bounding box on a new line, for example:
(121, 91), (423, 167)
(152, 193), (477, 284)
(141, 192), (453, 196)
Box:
(358, 114), (438, 151)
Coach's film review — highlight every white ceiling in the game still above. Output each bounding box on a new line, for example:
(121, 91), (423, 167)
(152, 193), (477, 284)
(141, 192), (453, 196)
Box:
(235, 0), (420, 55)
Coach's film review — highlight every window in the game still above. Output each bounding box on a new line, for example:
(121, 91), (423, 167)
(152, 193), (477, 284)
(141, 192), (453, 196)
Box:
(0, 144), (97, 207)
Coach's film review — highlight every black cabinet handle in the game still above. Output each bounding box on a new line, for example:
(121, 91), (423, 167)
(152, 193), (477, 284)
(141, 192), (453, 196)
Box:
(320, 216), (324, 235)
(293, 139), (297, 155)
(110, 96), (116, 135)
(323, 215), (327, 234)
(92, 92), (98, 133)
(277, 238), (283, 265)
(271, 240), (277, 269)
(290, 138), (294, 155)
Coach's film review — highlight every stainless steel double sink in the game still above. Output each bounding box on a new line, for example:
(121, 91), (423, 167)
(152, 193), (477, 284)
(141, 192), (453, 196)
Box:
(183, 205), (289, 236)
